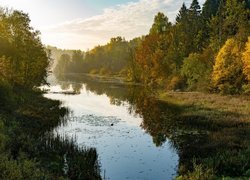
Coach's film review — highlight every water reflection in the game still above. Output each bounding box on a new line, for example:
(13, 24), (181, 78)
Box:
(46, 74), (180, 179)
(46, 74), (250, 178)
(49, 74), (210, 176)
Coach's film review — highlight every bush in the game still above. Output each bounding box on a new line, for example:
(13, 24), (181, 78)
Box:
(89, 69), (98, 74)
(0, 154), (47, 180)
(99, 67), (110, 75)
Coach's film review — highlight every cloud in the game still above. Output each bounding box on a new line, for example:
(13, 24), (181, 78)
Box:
(41, 0), (205, 50)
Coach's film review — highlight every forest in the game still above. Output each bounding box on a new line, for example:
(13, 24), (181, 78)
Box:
(54, 0), (250, 94)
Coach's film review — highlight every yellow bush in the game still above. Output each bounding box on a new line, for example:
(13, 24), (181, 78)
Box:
(242, 37), (250, 82)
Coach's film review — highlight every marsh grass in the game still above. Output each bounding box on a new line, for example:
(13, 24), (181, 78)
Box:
(159, 91), (250, 179)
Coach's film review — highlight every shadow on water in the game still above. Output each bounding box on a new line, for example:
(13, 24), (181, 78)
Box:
(2, 87), (102, 179)
(54, 73), (250, 178)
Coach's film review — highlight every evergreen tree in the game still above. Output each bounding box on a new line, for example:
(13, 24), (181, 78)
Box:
(190, 0), (201, 15)
(150, 12), (171, 35)
(176, 3), (188, 23)
(210, 0), (249, 51)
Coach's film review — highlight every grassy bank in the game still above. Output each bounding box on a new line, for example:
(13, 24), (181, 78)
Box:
(159, 91), (250, 179)
(0, 86), (101, 179)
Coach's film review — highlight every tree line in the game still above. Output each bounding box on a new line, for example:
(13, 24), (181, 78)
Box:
(54, 0), (250, 94)
(53, 36), (134, 76)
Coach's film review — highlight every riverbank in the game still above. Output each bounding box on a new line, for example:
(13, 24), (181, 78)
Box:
(0, 86), (101, 179)
(54, 73), (142, 86)
(159, 91), (250, 179)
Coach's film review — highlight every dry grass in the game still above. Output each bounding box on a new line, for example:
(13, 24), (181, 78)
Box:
(160, 91), (250, 123)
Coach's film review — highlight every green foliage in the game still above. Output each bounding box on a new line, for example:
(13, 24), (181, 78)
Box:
(202, 0), (220, 19)
(0, 155), (43, 180)
(0, 9), (50, 88)
(205, 148), (250, 177)
(177, 161), (215, 180)
(181, 53), (210, 90)
(209, 0), (249, 51)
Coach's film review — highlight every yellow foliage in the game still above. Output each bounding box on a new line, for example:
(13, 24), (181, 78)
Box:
(242, 37), (250, 82)
(212, 38), (243, 93)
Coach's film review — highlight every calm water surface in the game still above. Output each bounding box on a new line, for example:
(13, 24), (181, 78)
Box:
(44, 75), (179, 180)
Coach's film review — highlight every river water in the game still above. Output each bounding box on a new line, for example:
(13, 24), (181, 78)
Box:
(43, 74), (179, 180)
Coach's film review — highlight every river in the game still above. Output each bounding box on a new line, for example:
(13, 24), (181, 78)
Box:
(43, 74), (179, 180)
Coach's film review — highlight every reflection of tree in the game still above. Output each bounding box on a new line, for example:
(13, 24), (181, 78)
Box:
(54, 73), (249, 176)
(126, 88), (180, 147)
(128, 88), (250, 177)
(56, 73), (130, 102)
(72, 83), (83, 94)
(59, 82), (70, 90)
(55, 74), (178, 147)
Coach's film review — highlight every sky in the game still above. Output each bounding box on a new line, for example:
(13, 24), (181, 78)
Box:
(0, 0), (205, 50)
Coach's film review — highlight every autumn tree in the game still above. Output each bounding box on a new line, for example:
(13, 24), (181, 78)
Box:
(135, 34), (163, 86)
(242, 37), (250, 82)
(212, 38), (244, 94)
(135, 13), (172, 87)
(0, 9), (50, 88)
(127, 37), (142, 82)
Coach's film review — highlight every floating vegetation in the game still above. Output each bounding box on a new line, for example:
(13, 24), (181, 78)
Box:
(68, 114), (121, 127)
